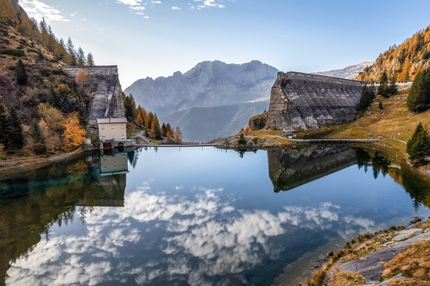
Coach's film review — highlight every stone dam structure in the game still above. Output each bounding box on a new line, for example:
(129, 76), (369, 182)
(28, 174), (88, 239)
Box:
(63, 66), (125, 124)
(268, 144), (357, 192)
(267, 72), (365, 133)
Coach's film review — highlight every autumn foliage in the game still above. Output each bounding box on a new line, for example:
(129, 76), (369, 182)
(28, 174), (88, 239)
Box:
(0, 1), (95, 157)
(75, 69), (88, 88)
(62, 114), (86, 152)
(126, 94), (183, 143)
(357, 25), (430, 82)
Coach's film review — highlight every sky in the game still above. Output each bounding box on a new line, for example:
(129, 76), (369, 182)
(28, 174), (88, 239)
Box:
(19, 0), (430, 89)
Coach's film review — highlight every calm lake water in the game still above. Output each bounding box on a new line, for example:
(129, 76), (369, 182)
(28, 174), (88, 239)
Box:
(1, 145), (430, 285)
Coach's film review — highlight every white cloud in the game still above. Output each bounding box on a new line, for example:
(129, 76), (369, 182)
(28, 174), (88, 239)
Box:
(19, 0), (68, 23)
(116, 0), (161, 16)
(117, 0), (146, 14)
(193, 0), (226, 10)
(172, 6), (181, 10)
(6, 183), (379, 285)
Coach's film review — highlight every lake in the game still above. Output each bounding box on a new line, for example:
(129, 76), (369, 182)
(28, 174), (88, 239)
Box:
(1, 145), (430, 285)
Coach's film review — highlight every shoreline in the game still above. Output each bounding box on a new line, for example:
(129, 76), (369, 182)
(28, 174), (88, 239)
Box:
(300, 218), (430, 286)
(0, 138), (415, 178)
(0, 148), (84, 176)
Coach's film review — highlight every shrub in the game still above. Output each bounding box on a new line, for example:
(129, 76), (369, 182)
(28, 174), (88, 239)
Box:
(1, 49), (25, 57)
(15, 59), (27, 85)
(238, 133), (246, 145)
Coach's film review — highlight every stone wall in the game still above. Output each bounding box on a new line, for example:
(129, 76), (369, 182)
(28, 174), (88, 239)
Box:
(267, 72), (365, 132)
(63, 66), (125, 124)
(268, 144), (357, 192)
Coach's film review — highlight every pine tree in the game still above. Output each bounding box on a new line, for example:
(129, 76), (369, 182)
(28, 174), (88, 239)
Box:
(86, 52), (95, 66)
(6, 107), (25, 149)
(377, 71), (389, 98)
(161, 123), (167, 137)
(77, 47), (86, 66)
(66, 37), (77, 65)
(152, 117), (162, 139)
(47, 85), (59, 107)
(15, 59), (27, 86)
(388, 76), (398, 95)
(407, 68), (430, 112)
(358, 84), (376, 111)
(407, 122), (430, 165)
(124, 94), (137, 122)
(30, 120), (47, 154)
(407, 122), (425, 154)
(409, 131), (430, 165)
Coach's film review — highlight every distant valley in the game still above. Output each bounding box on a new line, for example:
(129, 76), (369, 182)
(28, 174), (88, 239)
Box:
(125, 60), (369, 142)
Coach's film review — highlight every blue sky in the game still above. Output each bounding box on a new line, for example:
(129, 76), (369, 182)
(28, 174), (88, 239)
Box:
(19, 0), (430, 88)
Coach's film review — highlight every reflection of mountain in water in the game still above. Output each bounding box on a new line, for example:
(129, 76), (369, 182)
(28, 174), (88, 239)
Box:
(0, 149), (134, 284)
(268, 145), (357, 192)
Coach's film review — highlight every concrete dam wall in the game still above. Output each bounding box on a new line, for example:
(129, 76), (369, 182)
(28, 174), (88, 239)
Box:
(268, 144), (357, 192)
(267, 72), (365, 132)
(63, 66), (126, 124)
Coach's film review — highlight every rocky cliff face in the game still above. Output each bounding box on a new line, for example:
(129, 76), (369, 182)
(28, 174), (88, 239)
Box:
(124, 60), (278, 117)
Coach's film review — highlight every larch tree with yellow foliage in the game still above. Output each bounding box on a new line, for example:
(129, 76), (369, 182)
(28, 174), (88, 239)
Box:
(165, 123), (174, 140)
(174, 127), (183, 143)
(62, 113), (86, 152)
(75, 69), (88, 88)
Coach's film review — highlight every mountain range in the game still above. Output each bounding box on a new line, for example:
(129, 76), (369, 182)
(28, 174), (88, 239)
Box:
(124, 60), (277, 116)
(313, 62), (373, 80)
(125, 60), (371, 142)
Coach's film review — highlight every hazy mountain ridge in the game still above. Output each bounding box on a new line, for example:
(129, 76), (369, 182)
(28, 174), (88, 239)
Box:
(312, 62), (373, 80)
(124, 60), (278, 117)
(160, 101), (269, 142)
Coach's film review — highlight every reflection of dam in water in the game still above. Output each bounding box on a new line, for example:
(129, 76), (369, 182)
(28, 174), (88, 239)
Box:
(78, 150), (129, 207)
(268, 145), (357, 192)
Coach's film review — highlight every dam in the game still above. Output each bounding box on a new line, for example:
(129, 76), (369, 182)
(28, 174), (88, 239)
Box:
(267, 72), (365, 133)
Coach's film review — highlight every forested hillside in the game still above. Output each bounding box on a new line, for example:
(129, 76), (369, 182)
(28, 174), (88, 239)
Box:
(357, 25), (430, 82)
(0, 0), (94, 157)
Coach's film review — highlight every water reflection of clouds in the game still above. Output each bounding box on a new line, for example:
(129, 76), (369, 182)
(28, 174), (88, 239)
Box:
(7, 183), (377, 285)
